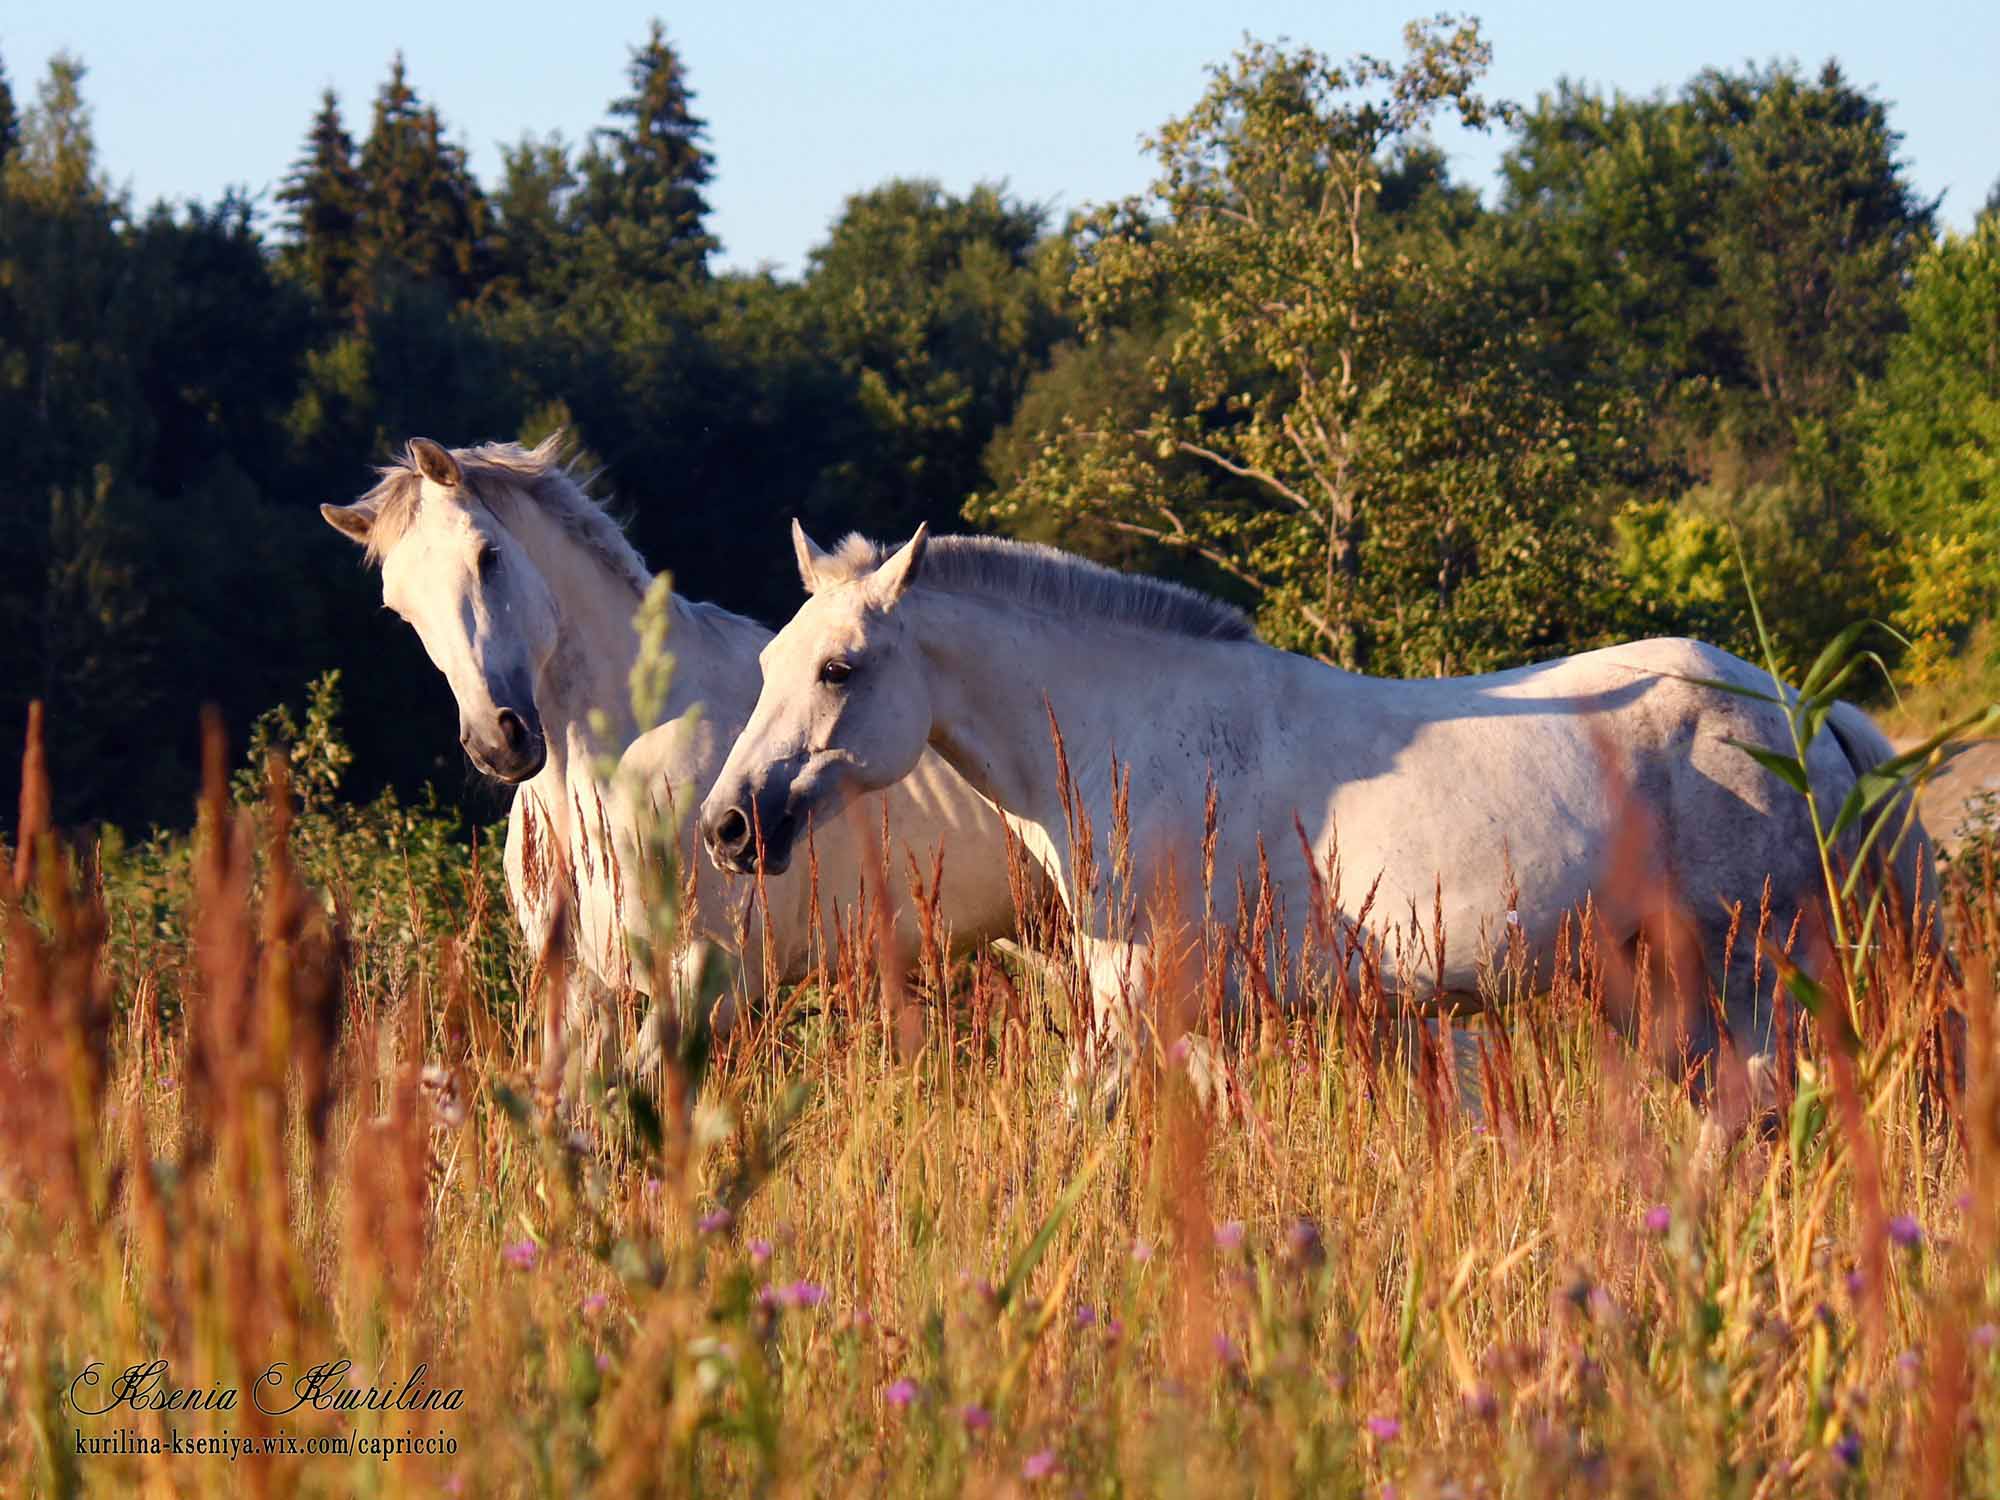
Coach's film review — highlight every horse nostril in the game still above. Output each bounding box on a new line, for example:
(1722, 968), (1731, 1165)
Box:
(497, 709), (527, 753)
(711, 807), (749, 854)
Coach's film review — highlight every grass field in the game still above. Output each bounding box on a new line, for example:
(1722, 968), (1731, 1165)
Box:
(2, 689), (1997, 1499)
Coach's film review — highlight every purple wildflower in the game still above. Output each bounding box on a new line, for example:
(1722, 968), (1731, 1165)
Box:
(749, 1237), (773, 1267)
(884, 1378), (919, 1409)
(1365, 1415), (1402, 1443)
(1074, 1305), (1097, 1329)
(1214, 1220), (1246, 1251)
(502, 1239), (539, 1271)
(1643, 1204), (1672, 1235)
(1214, 1333), (1242, 1367)
(1130, 1238), (1153, 1263)
(783, 1280), (828, 1309)
(642, 1176), (662, 1197)
(1464, 1386), (1499, 1422)
(1845, 1270), (1867, 1299)
(1897, 1349), (1923, 1388)
(1888, 1214), (1923, 1250)
(1973, 1323), (1998, 1351)
(697, 1207), (733, 1234)
(594, 1352), (610, 1372)
(959, 1271), (997, 1305)
(580, 1293), (609, 1316)
(1103, 1315), (1125, 1346)
(1022, 1450), (1059, 1481)
(961, 1403), (993, 1432)
(1833, 1430), (1862, 1468)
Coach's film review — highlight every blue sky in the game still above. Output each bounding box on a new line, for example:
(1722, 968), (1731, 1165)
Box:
(6, 1), (1994, 275)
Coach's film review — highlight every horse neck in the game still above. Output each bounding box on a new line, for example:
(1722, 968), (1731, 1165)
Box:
(507, 501), (651, 779)
(911, 591), (1153, 845)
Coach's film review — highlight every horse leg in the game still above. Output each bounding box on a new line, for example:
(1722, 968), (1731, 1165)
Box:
(1063, 934), (1232, 1120)
(557, 968), (622, 1111)
(624, 935), (759, 1079)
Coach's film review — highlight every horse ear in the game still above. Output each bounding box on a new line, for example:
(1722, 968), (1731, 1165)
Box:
(869, 523), (930, 605)
(409, 437), (461, 488)
(792, 518), (833, 594)
(321, 499), (379, 546)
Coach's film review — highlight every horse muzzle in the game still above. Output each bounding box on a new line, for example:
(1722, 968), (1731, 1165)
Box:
(701, 789), (800, 877)
(462, 706), (546, 784)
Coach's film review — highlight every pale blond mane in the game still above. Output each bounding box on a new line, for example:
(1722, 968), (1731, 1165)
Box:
(819, 532), (1254, 642)
(359, 435), (652, 598)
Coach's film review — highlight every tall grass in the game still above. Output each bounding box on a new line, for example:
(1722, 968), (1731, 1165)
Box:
(0, 663), (1996, 1497)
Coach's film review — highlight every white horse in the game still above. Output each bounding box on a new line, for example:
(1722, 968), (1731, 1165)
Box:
(699, 523), (1932, 1084)
(320, 440), (1022, 1058)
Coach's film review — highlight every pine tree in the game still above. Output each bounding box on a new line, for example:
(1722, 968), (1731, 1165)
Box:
(486, 132), (575, 304)
(0, 52), (19, 172)
(355, 54), (490, 306)
(277, 89), (365, 315)
(575, 21), (716, 283)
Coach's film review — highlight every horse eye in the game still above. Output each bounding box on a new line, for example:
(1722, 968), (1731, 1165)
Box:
(476, 544), (499, 578)
(820, 659), (853, 686)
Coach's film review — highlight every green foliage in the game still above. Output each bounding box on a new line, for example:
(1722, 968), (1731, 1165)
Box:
(354, 55), (492, 306)
(976, 20), (1630, 674)
(1857, 215), (2000, 679)
(800, 179), (1068, 540)
(0, 52), (19, 170)
(571, 20), (717, 285)
(100, 672), (518, 1026)
(276, 89), (365, 316)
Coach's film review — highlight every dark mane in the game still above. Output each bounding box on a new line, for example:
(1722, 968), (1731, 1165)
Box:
(820, 532), (1253, 642)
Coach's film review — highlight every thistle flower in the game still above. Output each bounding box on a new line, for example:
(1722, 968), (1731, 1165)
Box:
(884, 1378), (919, 1409)
(1214, 1220), (1246, 1251)
(1074, 1305), (1097, 1329)
(502, 1239), (539, 1271)
(749, 1237), (773, 1267)
(783, 1280), (827, 1309)
(1365, 1415), (1401, 1443)
(1643, 1204), (1671, 1235)
(697, 1207), (733, 1234)
(1023, 1449), (1058, 1480)
(961, 1403), (993, 1432)
(580, 1292), (608, 1315)
(1887, 1215), (1923, 1250)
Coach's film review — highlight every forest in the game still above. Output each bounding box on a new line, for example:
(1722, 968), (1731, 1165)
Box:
(2, 16), (1996, 833)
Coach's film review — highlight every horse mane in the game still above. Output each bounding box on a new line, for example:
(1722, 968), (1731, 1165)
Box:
(359, 434), (652, 598)
(818, 532), (1254, 643)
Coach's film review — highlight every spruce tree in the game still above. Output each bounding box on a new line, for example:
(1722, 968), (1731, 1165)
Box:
(277, 89), (365, 315)
(355, 54), (490, 306)
(575, 21), (716, 282)
(0, 53), (19, 172)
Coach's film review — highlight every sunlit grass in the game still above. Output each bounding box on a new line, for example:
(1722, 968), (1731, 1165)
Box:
(1, 696), (1996, 1498)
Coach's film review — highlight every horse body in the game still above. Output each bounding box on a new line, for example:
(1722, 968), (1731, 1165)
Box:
(701, 526), (1929, 1064)
(323, 440), (1020, 1035)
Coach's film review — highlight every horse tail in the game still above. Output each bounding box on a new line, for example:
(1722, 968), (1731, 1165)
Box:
(1822, 700), (1940, 943)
